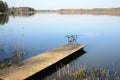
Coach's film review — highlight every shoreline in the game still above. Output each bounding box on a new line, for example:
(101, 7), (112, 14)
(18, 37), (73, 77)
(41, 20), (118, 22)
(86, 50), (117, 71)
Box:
(1, 7), (120, 16)
(36, 8), (120, 16)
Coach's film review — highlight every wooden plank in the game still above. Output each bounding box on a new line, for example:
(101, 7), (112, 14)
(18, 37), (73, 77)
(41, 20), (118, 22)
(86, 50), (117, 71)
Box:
(0, 44), (86, 80)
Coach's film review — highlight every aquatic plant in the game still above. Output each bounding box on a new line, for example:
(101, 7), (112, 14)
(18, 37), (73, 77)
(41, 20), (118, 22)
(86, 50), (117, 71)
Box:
(0, 46), (25, 70)
(46, 66), (120, 80)
(73, 67), (109, 80)
(12, 46), (25, 65)
(0, 62), (6, 69)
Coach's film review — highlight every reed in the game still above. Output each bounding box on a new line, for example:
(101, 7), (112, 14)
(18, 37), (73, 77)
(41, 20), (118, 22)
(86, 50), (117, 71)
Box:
(47, 65), (120, 80)
(0, 46), (25, 70)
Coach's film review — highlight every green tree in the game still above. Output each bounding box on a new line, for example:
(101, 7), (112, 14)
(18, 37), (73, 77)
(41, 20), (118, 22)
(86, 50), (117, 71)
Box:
(0, 0), (9, 13)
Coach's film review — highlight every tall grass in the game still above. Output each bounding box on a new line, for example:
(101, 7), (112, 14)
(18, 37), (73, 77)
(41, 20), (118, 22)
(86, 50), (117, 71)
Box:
(0, 46), (25, 70)
(46, 65), (120, 80)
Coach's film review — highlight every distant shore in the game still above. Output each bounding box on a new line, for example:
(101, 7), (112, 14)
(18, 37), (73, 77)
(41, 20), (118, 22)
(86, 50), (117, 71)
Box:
(1, 1), (120, 16)
(1, 7), (120, 16)
(36, 8), (120, 16)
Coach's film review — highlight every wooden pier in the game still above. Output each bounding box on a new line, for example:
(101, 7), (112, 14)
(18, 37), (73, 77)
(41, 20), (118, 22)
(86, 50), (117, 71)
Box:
(0, 44), (86, 80)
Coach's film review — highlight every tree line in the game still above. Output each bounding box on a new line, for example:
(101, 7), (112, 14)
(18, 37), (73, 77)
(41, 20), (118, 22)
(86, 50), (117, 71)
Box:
(56, 8), (120, 16)
(0, 0), (35, 15)
(9, 7), (35, 15)
(0, 0), (9, 13)
(0, 0), (120, 16)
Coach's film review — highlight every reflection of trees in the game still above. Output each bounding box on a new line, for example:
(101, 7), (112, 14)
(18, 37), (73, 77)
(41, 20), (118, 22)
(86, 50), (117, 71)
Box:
(0, 14), (9, 25)
(0, 13), (35, 25)
(10, 12), (35, 17)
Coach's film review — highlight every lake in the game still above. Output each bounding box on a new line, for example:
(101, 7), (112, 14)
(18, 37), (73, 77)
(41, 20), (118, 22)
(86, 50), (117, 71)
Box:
(0, 13), (120, 79)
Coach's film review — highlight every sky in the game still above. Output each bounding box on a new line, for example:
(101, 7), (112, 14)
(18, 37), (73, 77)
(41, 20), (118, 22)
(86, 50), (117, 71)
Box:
(3, 0), (120, 10)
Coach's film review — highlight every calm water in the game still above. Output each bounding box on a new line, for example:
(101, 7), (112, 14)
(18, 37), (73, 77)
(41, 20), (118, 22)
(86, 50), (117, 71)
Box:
(0, 14), (120, 77)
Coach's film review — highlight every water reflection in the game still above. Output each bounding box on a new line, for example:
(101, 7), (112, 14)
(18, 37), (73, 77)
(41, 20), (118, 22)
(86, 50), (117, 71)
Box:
(0, 13), (35, 25)
(0, 24), (25, 61)
(10, 12), (35, 17)
(0, 12), (120, 26)
(58, 12), (120, 16)
(0, 14), (9, 25)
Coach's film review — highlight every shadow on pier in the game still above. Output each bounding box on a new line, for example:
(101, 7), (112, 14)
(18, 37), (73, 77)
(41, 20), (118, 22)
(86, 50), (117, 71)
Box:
(25, 48), (86, 80)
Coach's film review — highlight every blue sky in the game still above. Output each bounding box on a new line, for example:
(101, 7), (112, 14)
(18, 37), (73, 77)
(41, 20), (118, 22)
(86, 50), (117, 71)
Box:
(3, 0), (120, 10)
